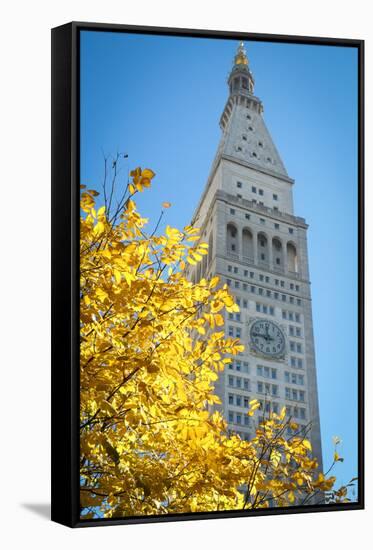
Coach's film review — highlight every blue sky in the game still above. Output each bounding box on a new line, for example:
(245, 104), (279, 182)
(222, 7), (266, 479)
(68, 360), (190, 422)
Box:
(80, 31), (359, 496)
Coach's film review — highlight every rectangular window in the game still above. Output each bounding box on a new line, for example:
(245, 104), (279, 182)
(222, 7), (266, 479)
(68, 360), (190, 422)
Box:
(289, 312), (294, 321)
(280, 281), (285, 288)
(234, 281), (239, 289)
(289, 227), (294, 234)
(252, 186), (257, 193)
(251, 285), (256, 293)
(256, 303), (260, 312)
(265, 276), (270, 283)
(299, 391), (305, 402)
(236, 413), (242, 424)
(296, 285), (300, 292)
(236, 378), (242, 388)
(289, 296), (294, 304)
(282, 294), (286, 302)
(233, 266), (238, 274)
(285, 372), (290, 383)
(228, 411), (234, 423)
(266, 290), (271, 297)
(228, 326), (234, 337)
(257, 365), (263, 376)
(285, 387), (291, 400)
(250, 272), (254, 278)
(236, 328), (241, 338)
(243, 283), (247, 291)
(244, 379), (250, 391)
(243, 362), (249, 373)
(244, 415), (250, 426)
(298, 375), (304, 385)
(289, 326), (294, 336)
(291, 356), (296, 367)
(228, 394), (234, 405)
(228, 265), (232, 272)
(296, 327), (301, 337)
(236, 361), (241, 371)
(259, 189), (264, 196)
(243, 299), (248, 308)
(272, 386), (278, 397)
(226, 278), (231, 286)
(237, 194), (242, 199)
(295, 313), (300, 323)
(297, 343), (302, 353)
(245, 213), (250, 220)
(274, 223), (280, 229)
(271, 368), (277, 379)
(282, 311), (287, 319)
(258, 288), (263, 295)
(274, 292), (279, 299)
(269, 306), (274, 315)
(297, 299), (302, 306)
(237, 181), (242, 188)
(263, 305), (268, 314)
(297, 358), (303, 368)
(236, 395), (242, 407)
(230, 208), (235, 215)
(260, 218), (265, 224)
(257, 382), (263, 393)
(275, 279), (279, 286)
(228, 376), (234, 387)
(244, 269), (248, 277)
(273, 194), (278, 201)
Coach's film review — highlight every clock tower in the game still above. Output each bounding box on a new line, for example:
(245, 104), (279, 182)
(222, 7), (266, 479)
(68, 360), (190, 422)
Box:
(187, 42), (323, 473)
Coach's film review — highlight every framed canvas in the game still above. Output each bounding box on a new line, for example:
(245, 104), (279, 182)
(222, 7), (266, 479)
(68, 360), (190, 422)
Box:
(51, 22), (364, 528)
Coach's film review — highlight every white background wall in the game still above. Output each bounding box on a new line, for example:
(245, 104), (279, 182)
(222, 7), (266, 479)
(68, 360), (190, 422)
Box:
(0, 1), (370, 548)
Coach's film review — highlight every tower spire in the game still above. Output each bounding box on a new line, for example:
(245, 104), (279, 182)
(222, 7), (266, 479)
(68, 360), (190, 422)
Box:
(234, 41), (249, 66)
(228, 41), (255, 95)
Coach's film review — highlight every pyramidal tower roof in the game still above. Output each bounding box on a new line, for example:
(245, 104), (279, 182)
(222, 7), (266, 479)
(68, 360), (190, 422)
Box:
(215, 42), (289, 180)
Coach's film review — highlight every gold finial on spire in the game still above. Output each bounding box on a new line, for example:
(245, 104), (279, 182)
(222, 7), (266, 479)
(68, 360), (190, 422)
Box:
(234, 41), (248, 66)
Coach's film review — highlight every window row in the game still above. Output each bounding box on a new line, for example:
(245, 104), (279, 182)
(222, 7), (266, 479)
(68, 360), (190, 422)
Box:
(256, 303), (275, 316)
(257, 382), (279, 397)
(228, 410), (251, 426)
(289, 340), (303, 354)
(226, 278), (302, 306)
(228, 359), (250, 373)
(289, 325), (302, 337)
(228, 326), (242, 338)
(285, 387), (306, 402)
(282, 310), (302, 323)
(284, 371), (305, 385)
(290, 356), (303, 369)
(256, 365), (277, 379)
(228, 393), (251, 408)
(236, 181), (278, 201)
(228, 375), (250, 391)
(226, 265), (300, 293)
(286, 405), (307, 420)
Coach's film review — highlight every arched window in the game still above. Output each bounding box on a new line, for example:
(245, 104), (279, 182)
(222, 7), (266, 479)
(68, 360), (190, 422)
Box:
(227, 223), (238, 257)
(242, 228), (254, 263)
(287, 242), (298, 273)
(272, 237), (284, 272)
(257, 232), (268, 265)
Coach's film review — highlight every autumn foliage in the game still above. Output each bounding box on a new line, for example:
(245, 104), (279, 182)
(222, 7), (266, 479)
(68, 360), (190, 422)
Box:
(79, 165), (352, 519)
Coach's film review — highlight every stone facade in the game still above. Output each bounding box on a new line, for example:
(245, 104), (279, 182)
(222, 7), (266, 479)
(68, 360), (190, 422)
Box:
(187, 43), (323, 474)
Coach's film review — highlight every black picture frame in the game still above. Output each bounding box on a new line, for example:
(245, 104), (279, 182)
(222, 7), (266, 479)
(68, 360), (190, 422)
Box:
(51, 21), (365, 528)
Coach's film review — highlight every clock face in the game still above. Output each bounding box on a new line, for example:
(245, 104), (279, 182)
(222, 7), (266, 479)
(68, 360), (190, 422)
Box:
(249, 319), (286, 358)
